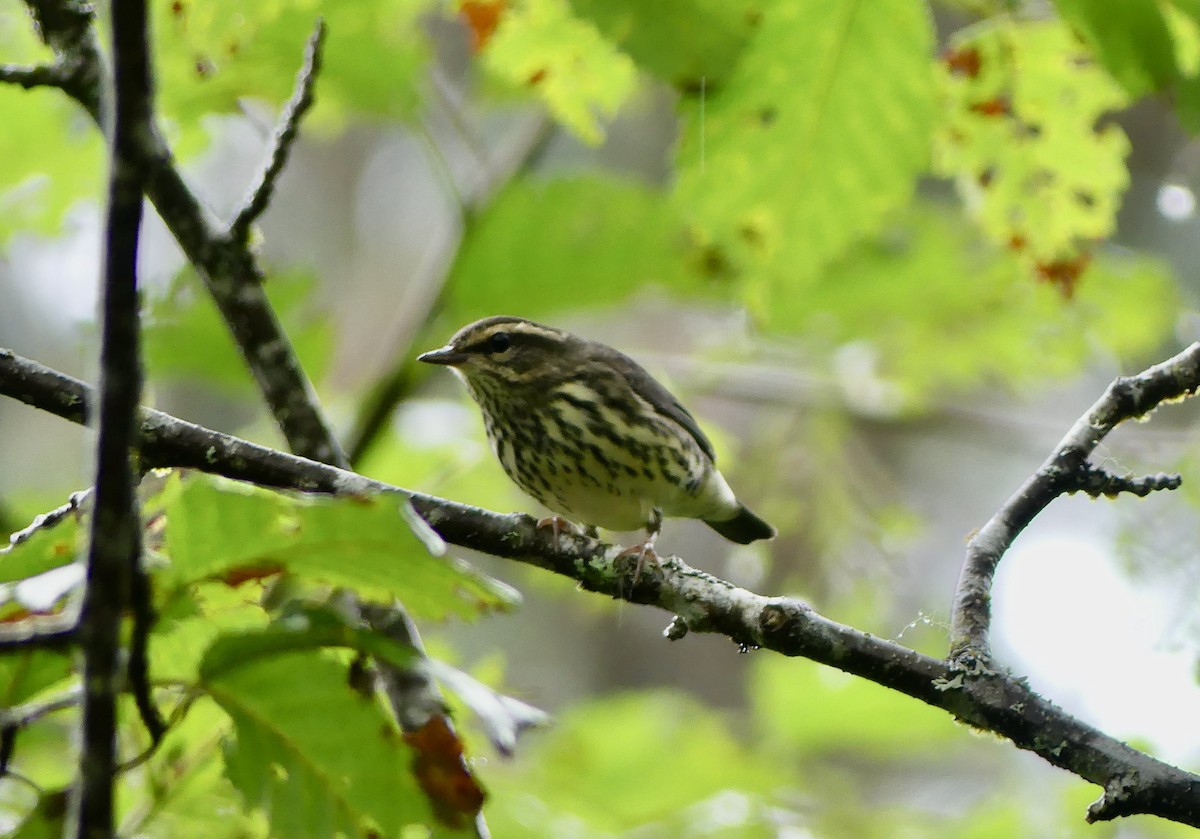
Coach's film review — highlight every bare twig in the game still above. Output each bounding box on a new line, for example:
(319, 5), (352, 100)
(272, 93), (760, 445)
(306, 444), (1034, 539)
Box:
(950, 343), (1200, 666)
(6, 490), (91, 547)
(0, 61), (72, 90)
(2, 349), (1199, 827)
(228, 18), (326, 244)
(74, 0), (153, 833)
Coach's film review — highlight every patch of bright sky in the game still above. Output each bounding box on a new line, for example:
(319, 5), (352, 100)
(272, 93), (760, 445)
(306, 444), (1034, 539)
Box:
(996, 534), (1200, 766)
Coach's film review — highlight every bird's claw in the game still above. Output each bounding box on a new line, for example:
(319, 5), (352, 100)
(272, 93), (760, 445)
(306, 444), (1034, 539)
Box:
(535, 515), (586, 540)
(616, 540), (662, 587)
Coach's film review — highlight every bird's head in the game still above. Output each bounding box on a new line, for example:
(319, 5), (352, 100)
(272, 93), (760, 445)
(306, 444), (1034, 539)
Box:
(418, 316), (580, 391)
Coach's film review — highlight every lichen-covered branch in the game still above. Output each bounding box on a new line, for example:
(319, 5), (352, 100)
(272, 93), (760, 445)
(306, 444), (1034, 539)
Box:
(950, 343), (1200, 665)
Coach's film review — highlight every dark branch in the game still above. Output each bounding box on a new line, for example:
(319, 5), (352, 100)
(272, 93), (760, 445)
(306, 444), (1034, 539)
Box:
(949, 343), (1200, 665)
(75, 0), (153, 833)
(228, 18), (326, 244)
(2, 349), (1199, 827)
(0, 61), (72, 90)
(126, 564), (166, 744)
(1075, 466), (1182, 498)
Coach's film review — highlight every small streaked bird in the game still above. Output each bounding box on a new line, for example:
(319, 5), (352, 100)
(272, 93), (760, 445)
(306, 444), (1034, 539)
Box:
(418, 316), (775, 570)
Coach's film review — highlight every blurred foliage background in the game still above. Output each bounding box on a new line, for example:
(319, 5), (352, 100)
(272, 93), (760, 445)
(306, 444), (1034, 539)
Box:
(2, 0), (1200, 836)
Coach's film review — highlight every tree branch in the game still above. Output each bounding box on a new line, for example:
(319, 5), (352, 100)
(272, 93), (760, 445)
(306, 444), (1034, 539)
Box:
(22, 0), (346, 467)
(74, 0), (153, 834)
(228, 18), (326, 244)
(2, 349), (1198, 827)
(950, 343), (1200, 665)
(0, 61), (72, 90)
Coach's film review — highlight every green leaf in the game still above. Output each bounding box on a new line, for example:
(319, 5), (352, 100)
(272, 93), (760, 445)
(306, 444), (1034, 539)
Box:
(672, 0), (936, 290)
(0, 650), (73, 707)
(153, 0), (432, 158)
(0, 511), (82, 585)
(0, 90), (105, 240)
(149, 583), (271, 684)
(568, 0), (761, 89)
(162, 473), (519, 618)
(1162, 2), (1200, 132)
(935, 19), (1131, 267)
(443, 176), (697, 326)
(1053, 0), (1178, 97)
(762, 203), (1178, 406)
(205, 651), (444, 838)
(126, 698), (264, 839)
(199, 603), (418, 681)
(481, 0), (638, 144)
(144, 269), (333, 394)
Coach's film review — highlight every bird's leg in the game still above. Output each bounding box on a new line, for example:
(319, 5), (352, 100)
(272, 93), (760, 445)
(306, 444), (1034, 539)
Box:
(617, 509), (663, 585)
(535, 515), (587, 540)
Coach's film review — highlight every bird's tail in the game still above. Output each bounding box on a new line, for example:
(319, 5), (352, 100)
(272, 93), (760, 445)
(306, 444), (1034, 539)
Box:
(704, 504), (776, 544)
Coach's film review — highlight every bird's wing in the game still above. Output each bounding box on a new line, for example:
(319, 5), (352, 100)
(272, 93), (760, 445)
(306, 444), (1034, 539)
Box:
(607, 348), (717, 462)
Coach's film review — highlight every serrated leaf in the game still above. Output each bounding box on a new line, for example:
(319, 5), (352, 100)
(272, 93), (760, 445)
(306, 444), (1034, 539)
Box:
(206, 651), (460, 837)
(162, 473), (519, 618)
(481, 0), (638, 143)
(568, 0), (760, 88)
(199, 603), (418, 681)
(672, 0), (935, 290)
(1053, 0), (1178, 97)
(934, 19), (1131, 269)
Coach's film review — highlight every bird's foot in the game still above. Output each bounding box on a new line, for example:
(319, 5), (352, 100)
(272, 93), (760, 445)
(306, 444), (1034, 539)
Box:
(535, 515), (587, 540)
(616, 539), (662, 587)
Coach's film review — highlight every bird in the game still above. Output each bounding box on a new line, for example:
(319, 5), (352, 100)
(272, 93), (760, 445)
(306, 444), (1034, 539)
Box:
(417, 315), (775, 573)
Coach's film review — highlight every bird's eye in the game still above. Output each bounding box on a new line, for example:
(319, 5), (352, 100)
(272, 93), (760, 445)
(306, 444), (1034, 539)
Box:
(488, 332), (512, 353)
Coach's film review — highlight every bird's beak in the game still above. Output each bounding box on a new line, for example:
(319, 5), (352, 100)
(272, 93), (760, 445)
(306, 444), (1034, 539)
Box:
(417, 345), (468, 366)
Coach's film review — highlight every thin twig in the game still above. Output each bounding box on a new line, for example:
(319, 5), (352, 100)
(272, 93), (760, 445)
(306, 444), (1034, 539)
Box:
(0, 62), (72, 90)
(228, 18), (326, 244)
(2, 349), (1200, 827)
(6, 490), (91, 547)
(126, 564), (166, 744)
(75, 0), (153, 833)
(949, 343), (1200, 666)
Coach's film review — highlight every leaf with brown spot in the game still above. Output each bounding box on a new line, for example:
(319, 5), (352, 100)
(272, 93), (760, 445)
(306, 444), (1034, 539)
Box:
(404, 716), (486, 829)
